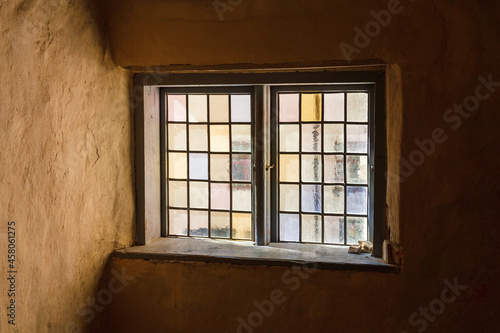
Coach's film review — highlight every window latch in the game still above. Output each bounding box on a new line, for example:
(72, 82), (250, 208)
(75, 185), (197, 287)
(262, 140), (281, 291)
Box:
(265, 164), (275, 171)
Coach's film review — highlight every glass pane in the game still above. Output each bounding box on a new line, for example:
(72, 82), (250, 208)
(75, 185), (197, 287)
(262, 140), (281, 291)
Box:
(232, 154), (252, 182)
(346, 186), (368, 214)
(279, 154), (300, 182)
(189, 182), (208, 209)
(211, 211), (230, 238)
(168, 181), (187, 208)
(231, 95), (251, 123)
(279, 124), (299, 152)
(301, 185), (322, 213)
(347, 216), (368, 244)
(301, 93), (322, 122)
(280, 184), (299, 212)
(301, 215), (322, 243)
(189, 125), (208, 151)
(301, 124), (322, 152)
(210, 154), (230, 181)
(167, 95), (186, 122)
(301, 155), (322, 183)
(279, 214), (299, 242)
(209, 95), (229, 122)
(324, 93), (344, 121)
(347, 93), (368, 122)
(168, 124), (186, 151)
(346, 125), (368, 153)
(190, 211), (209, 237)
(168, 153), (187, 179)
(210, 125), (230, 152)
(324, 216), (344, 244)
(232, 213), (252, 239)
(279, 94), (299, 122)
(189, 153), (208, 180)
(188, 95), (207, 122)
(324, 155), (344, 183)
(232, 183), (252, 212)
(169, 209), (187, 236)
(324, 124), (344, 153)
(232, 125), (251, 152)
(210, 183), (230, 210)
(347, 155), (368, 184)
(324, 185), (344, 214)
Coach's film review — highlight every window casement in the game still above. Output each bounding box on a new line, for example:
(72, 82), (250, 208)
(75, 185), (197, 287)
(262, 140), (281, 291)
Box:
(137, 70), (386, 256)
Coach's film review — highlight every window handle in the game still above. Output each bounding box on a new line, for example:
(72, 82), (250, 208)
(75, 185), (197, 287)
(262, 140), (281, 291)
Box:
(265, 164), (275, 171)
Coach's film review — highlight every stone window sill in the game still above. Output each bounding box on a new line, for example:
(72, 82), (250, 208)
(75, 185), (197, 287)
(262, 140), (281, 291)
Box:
(114, 237), (399, 273)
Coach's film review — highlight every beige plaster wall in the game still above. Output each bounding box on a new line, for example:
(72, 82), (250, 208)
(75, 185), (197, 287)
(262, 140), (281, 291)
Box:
(0, 0), (134, 332)
(99, 0), (499, 332)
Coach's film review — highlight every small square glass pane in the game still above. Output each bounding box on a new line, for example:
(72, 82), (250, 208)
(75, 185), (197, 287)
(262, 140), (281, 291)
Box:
(346, 216), (368, 244)
(347, 155), (368, 184)
(346, 186), (368, 215)
(279, 154), (300, 182)
(189, 182), (208, 209)
(169, 209), (187, 236)
(301, 93), (322, 122)
(168, 153), (187, 179)
(168, 181), (187, 208)
(188, 95), (207, 122)
(189, 153), (208, 180)
(232, 125), (251, 152)
(324, 185), (344, 214)
(279, 214), (299, 242)
(280, 124), (300, 152)
(301, 124), (322, 152)
(209, 95), (229, 122)
(280, 184), (299, 212)
(232, 183), (252, 212)
(232, 154), (252, 182)
(210, 154), (230, 181)
(324, 216), (344, 244)
(231, 95), (251, 123)
(301, 185), (322, 213)
(301, 215), (322, 243)
(347, 93), (368, 122)
(324, 93), (344, 121)
(168, 124), (186, 151)
(346, 125), (368, 153)
(190, 211), (208, 237)
(210, 125), (230, 152)
(168, 95), (186, 122)
(279, 94), (299, 122)
(211, 211), (230, 238)
(301, 155), (322, 183)
(210, 183), (230, 210)
(324, 124), (344, 153)
(189, 125), (208, 151)
(232, 213), (252, 240)
(324, 155), (344, 183)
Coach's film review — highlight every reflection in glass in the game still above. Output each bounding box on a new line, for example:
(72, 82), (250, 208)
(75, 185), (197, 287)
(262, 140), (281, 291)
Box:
(347, 155), (368, 184)
(232, 154), (252, 182)
(346, 125), (368, 153)
(302, 124), (322, 152)
(232, 125), (251, 152)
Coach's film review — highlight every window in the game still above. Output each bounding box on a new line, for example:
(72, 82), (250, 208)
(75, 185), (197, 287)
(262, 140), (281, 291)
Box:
(137, 70), (386, 255)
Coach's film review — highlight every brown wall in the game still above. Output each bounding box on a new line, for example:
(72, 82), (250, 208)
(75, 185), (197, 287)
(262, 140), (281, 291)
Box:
(0, 0), (134, 332)
(100, 0), (499, 332)
(0, 0), (498, 332)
